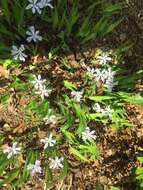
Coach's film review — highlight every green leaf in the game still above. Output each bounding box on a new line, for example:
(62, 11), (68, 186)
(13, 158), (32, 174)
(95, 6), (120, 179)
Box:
(105, 18), (123, 34)
(136, 167), (143, 175)
(89, 96), (114, 102)
(44, 164), (53, 188)
(62, 130), (75, 144)
(110, 186), (120, 190)
(64, 80), (77, 90)
(59, 159), (68, 180)
(137, 157), (143, 163)
(118, 92), (143, 106)
(0, 168), (20, 186)
(69, 147), (89, 162)
(0, 0), (10, 24)
(0, 157), (10, 176)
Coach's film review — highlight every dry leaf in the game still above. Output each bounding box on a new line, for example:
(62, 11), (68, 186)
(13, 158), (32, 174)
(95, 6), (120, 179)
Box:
(0, 65), (9, 78)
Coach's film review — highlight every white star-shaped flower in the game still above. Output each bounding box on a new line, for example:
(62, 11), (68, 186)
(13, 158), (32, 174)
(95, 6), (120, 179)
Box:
(104, 105), (114, 119)
(104, 67), (116, 80)
(71, 91), (83, 102)
(26, 0), (43, 14)
(94, 103), (114, 119)
(81, 127), (96, 142)
(94, 68), (107, 82)
(26, 26), (42, 43)
(3, 142), (21, 159)
(49, 157), (64, 169)
(104, 78), (118, 92)
(97, 52), (112, 65)
(11, 45), (27, 62)
(39, 0), (53, 9)
(87, 67), (96, 77)
(43, 115), (58, 125)
(41, 133), (56, 149)
(27, 160), (42, 176)
(35, 85), (52, 100)
(31, 74), (46, 90)
(93, 103), (103, 113)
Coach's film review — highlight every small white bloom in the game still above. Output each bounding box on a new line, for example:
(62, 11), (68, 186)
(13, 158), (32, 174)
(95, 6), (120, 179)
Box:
(104, 105), (114, 119)
(104, 79), (118, 92)
(49, 157), (64, 169)
(94, 103), (114, 119)
(39, 0), (53, 9)
(26, 26), (42, 43)
(11, 45), (27, 62)
(97, 52), (112, 65)
(104, 67), (116, 81)
(26, 0), (43, 14)
(87, 67), (96, 77)
(71, 91), (83, 102)
(27, 160), (42, 176)
(81, 127), (96, 142)
(41, 133), (56, 149)
(31, 74), (46, 90)
(93, 103), (103, 113)
(3, 142), (21, 159)
(35, 85), (52, 99)
(94, 68), (107, 82)
(43, 115), (58, 125)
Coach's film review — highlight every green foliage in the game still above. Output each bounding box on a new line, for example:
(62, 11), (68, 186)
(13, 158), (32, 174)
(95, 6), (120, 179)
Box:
(135, 155), (143, 189)
(110, 186), (120, 190)
(0, 0), (123, 54)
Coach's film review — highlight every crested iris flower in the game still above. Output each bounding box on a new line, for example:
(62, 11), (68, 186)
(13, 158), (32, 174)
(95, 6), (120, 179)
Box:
(41, 133), (56, 149)
(26, 26), (42, 43)
(71, 90), (83, 102)
(94, 103), (114, 119)
(27, 160), (42, 176)
(31, 74), (46, 90)
(35, 85), (52, 100)
(11, 45), (27, 62)
(81, 127), (96, 142)
(39, 0), (53, 9)
(3, 142), (21, 159)
(26, 0), (43, 14)
(97, 52), (112, 65)
(43, 115), (58, 125)
(49, 157), (64, 169)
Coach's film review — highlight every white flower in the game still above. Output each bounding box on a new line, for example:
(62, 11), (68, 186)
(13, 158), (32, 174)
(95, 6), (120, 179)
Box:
(94, 103), (103, 113)
(11, 45), (27, 62)
(3, 142), (21, 159)
(26, 26), (42, 43)
(35, 85), (52, 99)
(97, 52), (112, 65)
(71, 91), (83, 102)
(94, 68), (107, 82)
(104, 78), (118, 92)
(104, 67), (116, 81)
(39, 0), (53, 9)
(41, 133), (56, 149)
(94, 103), (114, 119)
(26, 0), (43, 14)
(87, 67), (96, 77)
(31, 74), (46, 90)
(81, 127), (96, 142)
(43, 115), (58, 125)
(104, 105), (114, 119)
(27, 160), (42, 176)
(49, 157), (64, 169)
